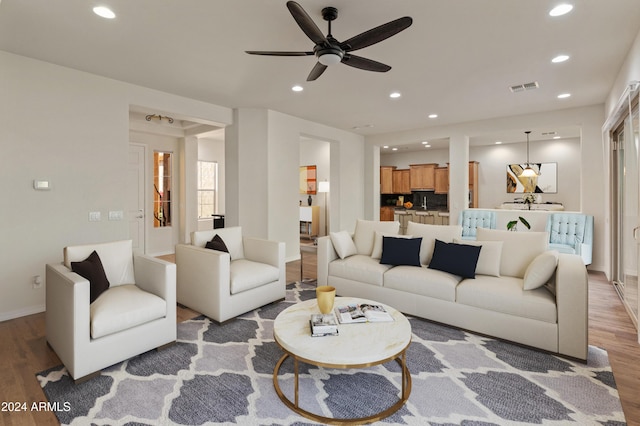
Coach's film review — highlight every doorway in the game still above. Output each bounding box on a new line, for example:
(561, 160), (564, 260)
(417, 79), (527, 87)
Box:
(128, 144), (146, 254)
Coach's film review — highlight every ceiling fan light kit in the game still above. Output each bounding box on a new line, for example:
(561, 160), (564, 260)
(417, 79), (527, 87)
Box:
(246, 1), (413, 81)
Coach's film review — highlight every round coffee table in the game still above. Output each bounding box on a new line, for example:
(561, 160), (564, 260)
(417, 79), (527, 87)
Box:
(273, 296), (412, 424)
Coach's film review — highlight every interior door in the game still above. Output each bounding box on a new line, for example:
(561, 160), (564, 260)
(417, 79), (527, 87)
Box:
(128, 144), (146, 254)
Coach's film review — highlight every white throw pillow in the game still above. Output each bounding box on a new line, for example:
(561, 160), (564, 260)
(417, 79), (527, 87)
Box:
(352, 219), (400, 256)
(406, 222), (462, 265)
(330, 231), (358, 259)
(453, 239), (503, 277)
(476, 228), (548, 278)
(523, 250), (559, 290)
(371, 232), (413, 259)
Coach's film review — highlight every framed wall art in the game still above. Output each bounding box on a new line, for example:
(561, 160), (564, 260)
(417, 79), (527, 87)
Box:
(299, 165), (317, 194)
(506, 163), (557, 193)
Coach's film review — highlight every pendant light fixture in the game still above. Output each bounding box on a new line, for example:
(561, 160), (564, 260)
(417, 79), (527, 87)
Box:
(519, 131), (538, 178)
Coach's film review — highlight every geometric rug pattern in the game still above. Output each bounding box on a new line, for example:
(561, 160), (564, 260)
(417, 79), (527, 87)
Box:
(37, 282), (626, 425)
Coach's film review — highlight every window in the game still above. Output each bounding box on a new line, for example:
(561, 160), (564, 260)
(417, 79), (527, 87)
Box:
(198, 161), (218, 219)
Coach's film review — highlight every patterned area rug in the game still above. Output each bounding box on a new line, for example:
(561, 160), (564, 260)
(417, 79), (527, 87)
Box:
(37, 282), (626, 425)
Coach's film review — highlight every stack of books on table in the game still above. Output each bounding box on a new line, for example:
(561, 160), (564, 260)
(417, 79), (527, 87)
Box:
(309, 313), (339, 337)
(334, 303), (394, 323)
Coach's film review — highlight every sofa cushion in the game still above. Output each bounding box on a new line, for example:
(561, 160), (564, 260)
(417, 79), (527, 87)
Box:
(406, 222), (462, 265)
(205, 234), (229, 253)
(384, 265), (461, 302)
(230, 259), (280, 294)
(329, 254), (393, 287)
(371, 232), (413, 259)
(353, 219), (400, 256)
(65, 240), (135, 287)
(475, 228), (548, 278)
(71, 250), (110, 303)
(330, 230), (358, 259)
(192, 227), (245, 260)
(524, 250), (559, 290)
(456, 275), (557, 323)
(454, 239), (503, 277)
(90, 284), (167, 339)
(380, 237), (422, 266)
(428, 239), (481, 278)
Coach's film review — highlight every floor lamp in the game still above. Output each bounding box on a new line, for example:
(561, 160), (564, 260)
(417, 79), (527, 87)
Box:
(318, 180), (330, 237)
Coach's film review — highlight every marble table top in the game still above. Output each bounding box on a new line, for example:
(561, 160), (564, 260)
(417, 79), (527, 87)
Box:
(273, 297), (412, 367)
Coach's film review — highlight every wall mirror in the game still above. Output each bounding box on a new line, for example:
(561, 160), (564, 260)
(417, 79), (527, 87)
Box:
(299, 165), (317, 194)
(153, 151), (172, 227)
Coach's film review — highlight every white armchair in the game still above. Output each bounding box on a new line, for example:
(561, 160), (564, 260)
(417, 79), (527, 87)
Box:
(175, 227), (285, 323)
(45, 240), (176, 382)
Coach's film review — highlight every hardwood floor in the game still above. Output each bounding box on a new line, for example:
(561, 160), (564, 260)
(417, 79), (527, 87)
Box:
(2, 253), (639, 425)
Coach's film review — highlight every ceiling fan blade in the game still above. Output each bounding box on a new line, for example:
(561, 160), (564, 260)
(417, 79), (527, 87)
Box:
(341, 54), (391, 72)
(286, 1), (327, 45)
(246, 50), (313, 56)
(340, 16), (413, 52)
(307, 62), (328, 81)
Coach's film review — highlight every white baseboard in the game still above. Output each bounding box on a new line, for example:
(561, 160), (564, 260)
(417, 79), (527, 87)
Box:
(0, 304), (45, 322)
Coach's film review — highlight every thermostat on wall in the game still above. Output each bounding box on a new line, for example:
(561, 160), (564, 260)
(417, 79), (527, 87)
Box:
(33, 180), (51, 190)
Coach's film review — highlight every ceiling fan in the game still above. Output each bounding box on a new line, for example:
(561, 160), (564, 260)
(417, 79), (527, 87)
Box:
(246, 1), (413, 81)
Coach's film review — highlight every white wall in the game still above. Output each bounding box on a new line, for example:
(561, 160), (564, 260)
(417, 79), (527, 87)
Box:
(225, 108), (365, 262)
(300, 140), (330, 236)
(368, 105), (606, 271)
(0, 51), (232, 321)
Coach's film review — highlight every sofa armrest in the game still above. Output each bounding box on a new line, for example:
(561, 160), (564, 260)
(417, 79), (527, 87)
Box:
(45, 263), (91, 375)
(134, 255), (176, 321)
(555, 253), (588, 360)
(317, 236), (338, 286)
(243, 237), (284, 269)
(175, 244), (231, 319)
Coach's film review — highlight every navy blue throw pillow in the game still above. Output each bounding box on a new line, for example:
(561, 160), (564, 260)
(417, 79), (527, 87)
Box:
(428, 239), (482, 278)
(379, 237), (422, 266)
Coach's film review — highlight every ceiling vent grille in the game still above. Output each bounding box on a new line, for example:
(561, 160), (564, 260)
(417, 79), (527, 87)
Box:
(509, 81), (539, 93)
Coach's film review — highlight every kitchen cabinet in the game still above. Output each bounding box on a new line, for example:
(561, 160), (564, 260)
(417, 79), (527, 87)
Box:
(380, 166), (395, 194)
(469, 161), (479, 208)
(380, 206), (395, 221)
(392, 169), (411, 194)
(434, 167), (449, 194)
(409, 164), (437, 190)
(300, 206), (319, 239)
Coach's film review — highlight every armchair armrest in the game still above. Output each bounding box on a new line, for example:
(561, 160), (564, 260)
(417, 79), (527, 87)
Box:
(45, 263), (91, 377)
(134, 255), (176, 301)
(317, 236), (338, 286)
(555, 253), (588, 360)
(175, 244), (231, 320)
(243, 237), (284, 269)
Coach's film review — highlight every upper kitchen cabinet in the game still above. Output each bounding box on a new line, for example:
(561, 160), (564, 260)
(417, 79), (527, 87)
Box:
(434, 166), (449, 194)
(410, 163), (437, 190)
(380, 166), (395, 194)
(393, 169), (411, 194)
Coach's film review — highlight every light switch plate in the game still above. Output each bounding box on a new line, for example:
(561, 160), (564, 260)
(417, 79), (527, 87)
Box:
(108, 210), (124, 221)
(89, 211), (101, 222)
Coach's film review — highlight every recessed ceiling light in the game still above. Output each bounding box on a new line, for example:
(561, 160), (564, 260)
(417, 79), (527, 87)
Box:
(557, 93), (571, 99)
(383, 145), (389, 149)
(389, 92), (401, 99)
(549, 4), (573, 17)
(553, 136), (561, 139)
(551, 54), (570, 63)
(428, 114), (438, 119)
(421, 141), (429, 145)
(291, 85), (303, 92)
(424, 144), (431, 148)
(392, 147), (398, 151)
(495, 141), (503, 145)
(93, 6), (116, 19)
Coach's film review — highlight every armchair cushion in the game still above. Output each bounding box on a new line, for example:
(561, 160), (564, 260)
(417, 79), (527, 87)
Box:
(230, 259), (280, 294)
(64, 240), (135, 287)
(90, 284), (167, 339)
(206, 234), (229, 253)
(71, 250), (110, 303)
(192, 227), (244, 260)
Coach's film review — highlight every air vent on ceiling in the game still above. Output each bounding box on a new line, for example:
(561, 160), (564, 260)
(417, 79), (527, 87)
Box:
(541, 131), (557, 136)
(509, 81), (539, 93)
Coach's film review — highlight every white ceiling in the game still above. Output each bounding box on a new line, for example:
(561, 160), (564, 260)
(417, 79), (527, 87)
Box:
(1, 0), (639, 137)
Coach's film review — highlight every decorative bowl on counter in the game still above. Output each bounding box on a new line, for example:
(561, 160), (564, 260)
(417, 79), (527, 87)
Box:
(403, 201), (413, 209)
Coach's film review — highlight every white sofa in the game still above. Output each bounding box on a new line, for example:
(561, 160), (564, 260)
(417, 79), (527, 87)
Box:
(318, 220), (588, 360)
(175, 227), (285, 323)
(46, 240), (177, 381)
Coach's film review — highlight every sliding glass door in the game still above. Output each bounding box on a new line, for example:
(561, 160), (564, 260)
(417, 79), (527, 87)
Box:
(612, 91), (639, 328)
